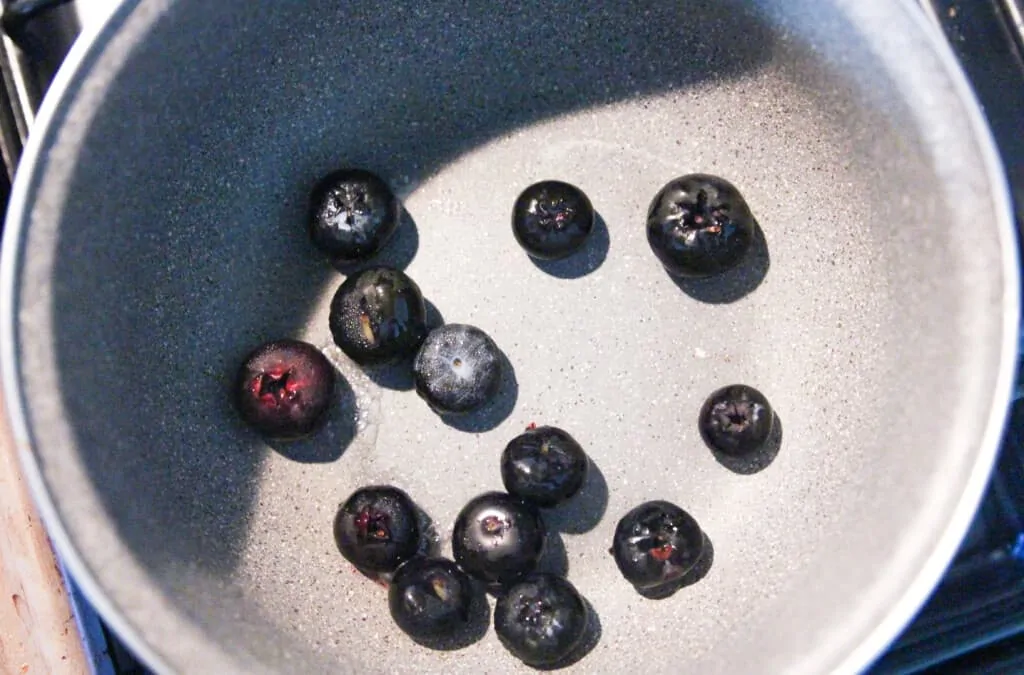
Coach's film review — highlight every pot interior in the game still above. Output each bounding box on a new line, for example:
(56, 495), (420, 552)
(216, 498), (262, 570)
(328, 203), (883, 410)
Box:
(7, 0), (1014, 672)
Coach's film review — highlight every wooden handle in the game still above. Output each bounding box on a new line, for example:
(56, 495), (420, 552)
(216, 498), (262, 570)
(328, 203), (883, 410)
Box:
(0, 392), (89, 674)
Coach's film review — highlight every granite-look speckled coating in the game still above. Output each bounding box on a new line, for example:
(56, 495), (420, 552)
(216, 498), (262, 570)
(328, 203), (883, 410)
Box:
(3, 0), (1017, 674)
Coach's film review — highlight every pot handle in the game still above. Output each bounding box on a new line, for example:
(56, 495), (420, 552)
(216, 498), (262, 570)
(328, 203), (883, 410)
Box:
(1, 0), (73, 57)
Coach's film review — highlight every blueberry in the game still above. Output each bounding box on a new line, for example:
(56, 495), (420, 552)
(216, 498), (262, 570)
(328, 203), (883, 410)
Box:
(328, 266), (428, 365)
(334, 486), (420, 575)
(612, 500), (704, 593)
(511, 180), (595, 260)
(388, 557), (476, 641)
(494, 573), (588, 667)
(308, 168), (400, 262)
(452, 492), (546, 586)
(234, 339), (336, 441)
(413, 324), (502, 415)
(646, 173), (755, 277)
(699, 384), (774, 456)
(501, 426), (588, 508)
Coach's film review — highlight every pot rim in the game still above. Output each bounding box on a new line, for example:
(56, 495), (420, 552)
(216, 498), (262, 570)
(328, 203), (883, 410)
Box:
(0, 1), (1017, 673)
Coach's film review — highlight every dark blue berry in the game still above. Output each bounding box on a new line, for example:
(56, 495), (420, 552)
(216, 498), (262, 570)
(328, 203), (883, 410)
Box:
(494, 573), (588, 667)
(308, 169), (400, 262)
(234, 339), (335, 441)
(699, 384), (774, 456)
(501, 426), (588, 508)
(612, 500), (704, 593)
(512, 180), (595, 260)
(413, 324), (502, 415)
(388, 557), (476, 641)
(452, 492), (546, 586)
(328, 266), (427, 365)
(334, 486), (420, 575)
(646, 174), (754, 277)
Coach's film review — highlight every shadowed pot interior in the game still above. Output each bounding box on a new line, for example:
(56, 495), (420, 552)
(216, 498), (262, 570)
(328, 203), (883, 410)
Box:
(1, 0), (1017, 673)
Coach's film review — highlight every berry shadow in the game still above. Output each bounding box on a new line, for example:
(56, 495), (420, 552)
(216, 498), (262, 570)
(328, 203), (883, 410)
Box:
(709, 412), (783, 475)
(542, 459), (609, 534)
(424, 299), (446, 332)
(328, 207), (419, 274)
(483, 530), (568, 598)
(414, 502), (443, 559)
(535, 596), (602, 671)
(408, 579), (492, 651)
(358, 299), (445, 392)
(263, 363), (357, 463)
(348, 564), (394, 589)
(442, 351), (519, 433)
(530, 213), (610, 280)
(671, 221), (769, 304)
(341, 563), (395, 600)
(637, 531), (715, 600)
(536, 529), (570, 578)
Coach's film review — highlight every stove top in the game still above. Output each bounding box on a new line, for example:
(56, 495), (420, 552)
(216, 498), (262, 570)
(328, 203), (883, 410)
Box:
(0, 1), (1021, 673)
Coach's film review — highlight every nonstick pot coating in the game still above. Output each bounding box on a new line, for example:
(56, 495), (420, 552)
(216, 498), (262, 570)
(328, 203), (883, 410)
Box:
(1, 0), (1017, 673)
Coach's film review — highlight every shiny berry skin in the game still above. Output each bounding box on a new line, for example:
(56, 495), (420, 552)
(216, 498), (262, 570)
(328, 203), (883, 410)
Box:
(308, 168), (400, 262)
(333, 486), (420, 574)
(646, 173), (755, 277)
(699, 384), (774, 456)
(234, 339), (336, 441)
(612, 500), (704, 592)
(452, 492), (546, 586)
(413, 324), (502, 415)
(388, 557), (476, 640)
(501, 426), (588, 508)
(511, 180), (595, 260)
(328, 266), (428, 365)
(494, 574), (588, 667)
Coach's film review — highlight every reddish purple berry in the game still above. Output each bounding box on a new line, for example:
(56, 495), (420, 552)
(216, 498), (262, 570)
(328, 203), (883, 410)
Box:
(234, 339), (335, 440)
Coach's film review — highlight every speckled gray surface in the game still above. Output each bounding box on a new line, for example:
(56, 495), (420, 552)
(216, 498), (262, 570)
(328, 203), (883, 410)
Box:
(3, 0), (1018, 673)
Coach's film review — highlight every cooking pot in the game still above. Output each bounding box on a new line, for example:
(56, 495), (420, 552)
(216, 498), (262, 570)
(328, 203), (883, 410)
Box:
(0, 0), (1018, 672)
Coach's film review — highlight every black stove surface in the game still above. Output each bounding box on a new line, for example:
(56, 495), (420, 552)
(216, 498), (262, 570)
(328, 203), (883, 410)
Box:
(870, 1), (1024, 668)
(0, 1), (1021, 673)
